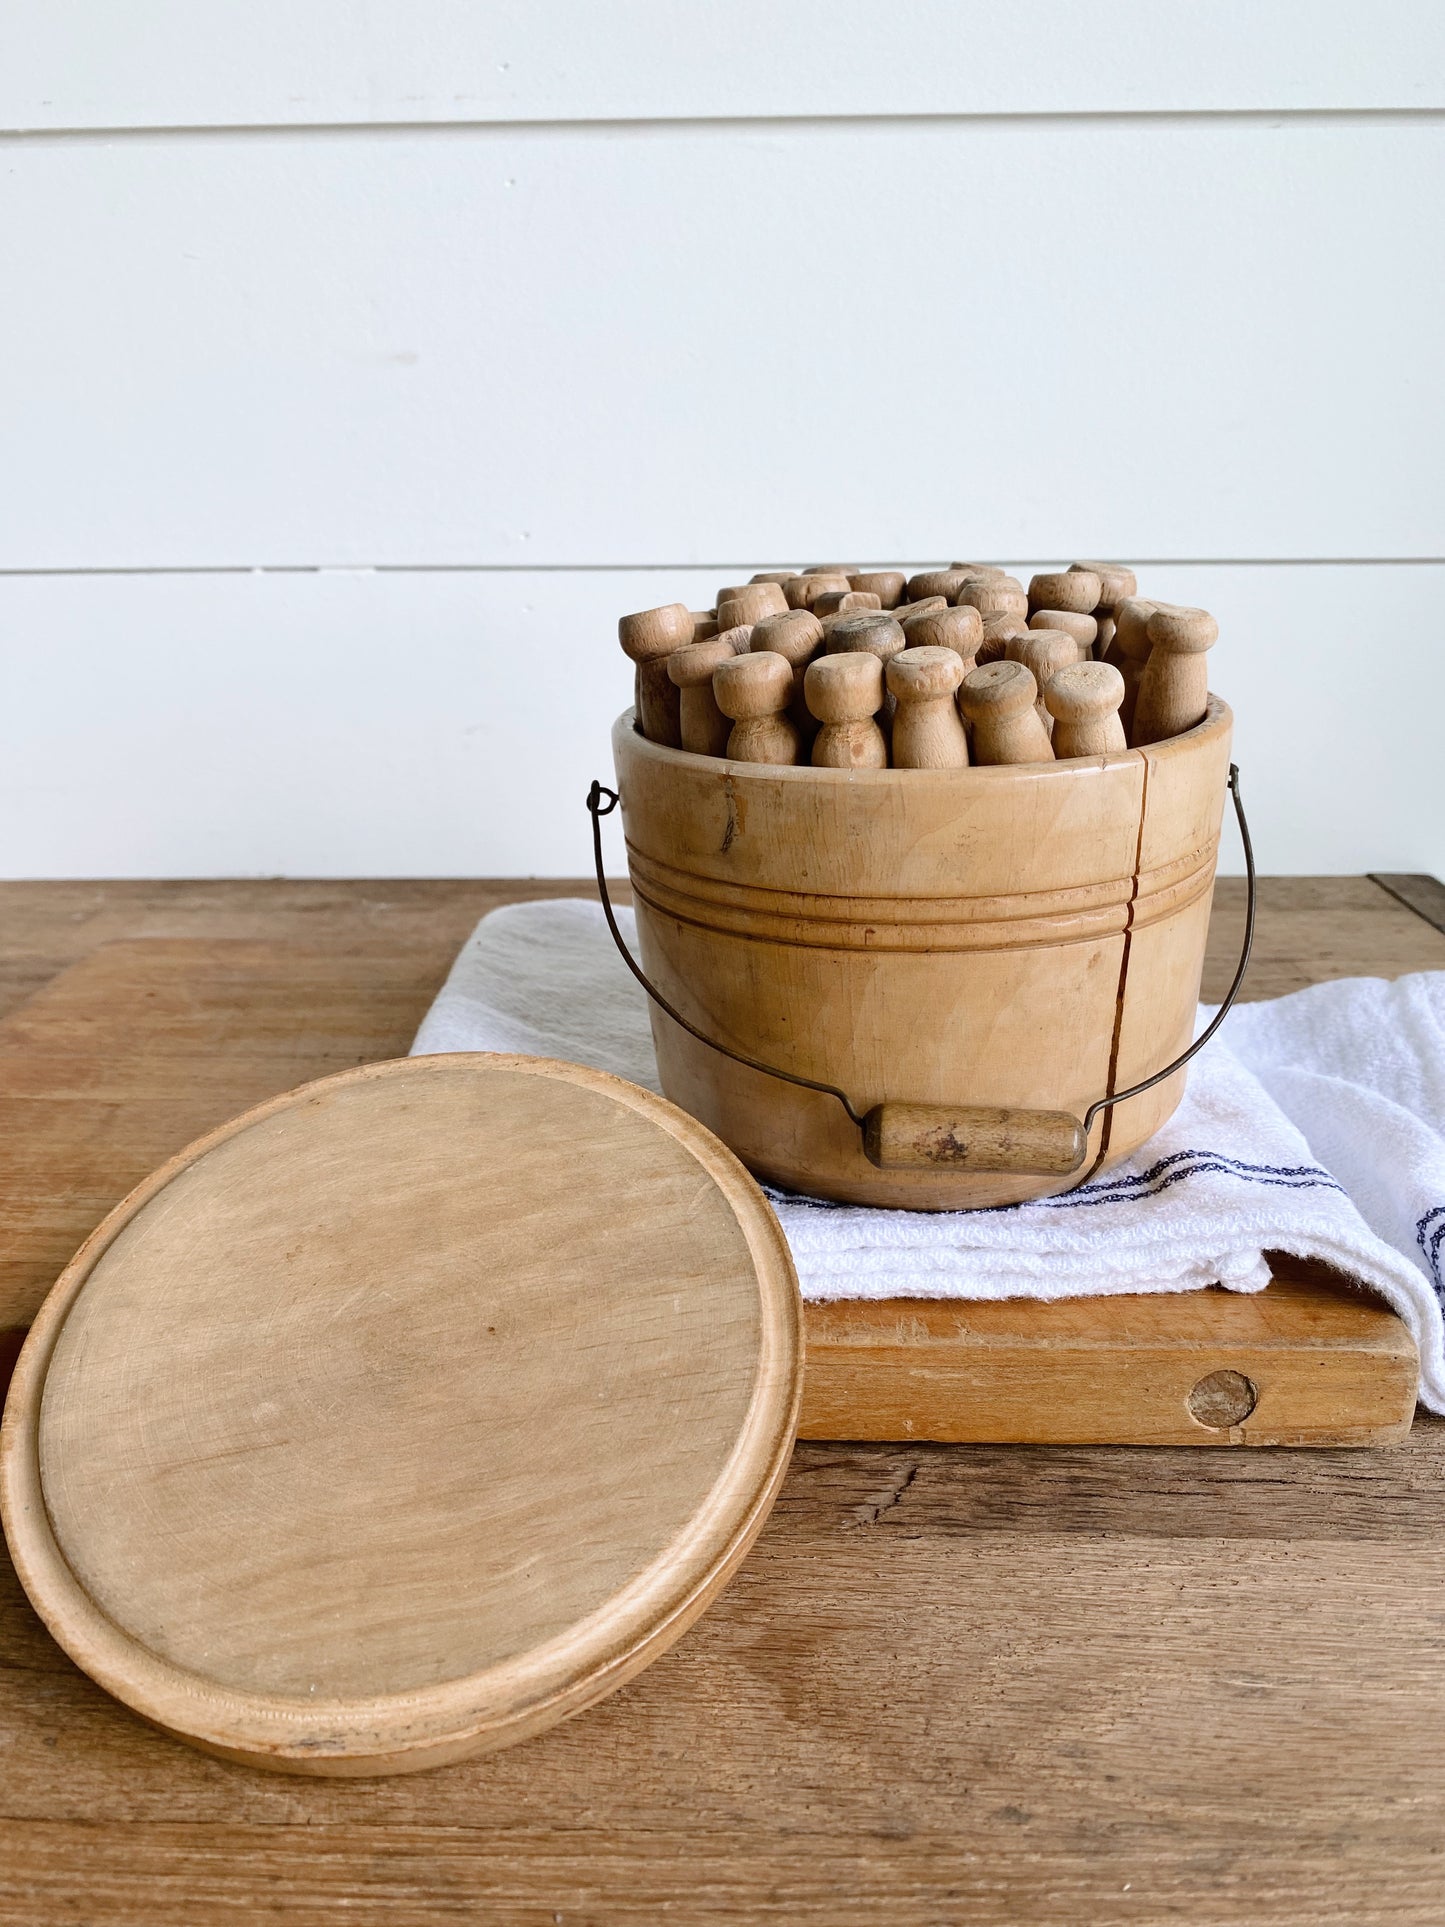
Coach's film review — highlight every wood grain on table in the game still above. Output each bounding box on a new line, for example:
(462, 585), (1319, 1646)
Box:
(0, 919), (1418, 1447)
(2, 877), (1444, 1923)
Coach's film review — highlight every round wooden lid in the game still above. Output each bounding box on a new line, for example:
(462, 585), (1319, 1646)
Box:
(0, 1054), (801, 1777)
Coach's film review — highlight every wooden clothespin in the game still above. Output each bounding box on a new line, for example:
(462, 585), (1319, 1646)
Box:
(828, 613), (908, 730)
(618, 603), (694, 659)
(813, 589), (883, 619)
(1027, 569), (1101, 617)
(958, 661), (1054, 764)
(668, 637), (738, 757)
(906, 568), (976, 603)
(617, 602), (695, 747)
(805, 652), (888, 768)
(713, 651), (801, 764)
(887, 647), (970, 768)
(1109, 596), (1160, 738)
(717, 582), (789, 629)
(1132, 606), (1218, 745)
(1006, 629), (1076, 732)
(752, 609), (826, 745)
(1069, 562), (1137, 612)
(1067, 563), (1134, 657)
(848, 570), (907, 607)
(1044, 661), (1128, 758)
(828, 612), (907, 657)
(900, 604), (982, 667)
(957, 575), (1029, 619)
(975, 612), (1030, 664)
(784, 573), (852, 611)
(1028, 608), (1097, 659)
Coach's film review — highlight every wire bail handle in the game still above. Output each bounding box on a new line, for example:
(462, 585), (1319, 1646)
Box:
(586, 765), (1255, 1175)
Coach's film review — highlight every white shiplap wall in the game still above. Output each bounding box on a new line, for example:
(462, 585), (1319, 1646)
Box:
(2, 4), (1442, 878)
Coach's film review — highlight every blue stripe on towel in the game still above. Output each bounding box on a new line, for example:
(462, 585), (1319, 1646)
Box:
(1417, 1205), (1445, 1298)
(1034, 1147), (1336, 1198)
(1027, 1149), (1344, 1212)
(765, 1148), (1344, 1215)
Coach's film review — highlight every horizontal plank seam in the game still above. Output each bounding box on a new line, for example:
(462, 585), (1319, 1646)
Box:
(2, 559), (1443, 581)
(4, 106), (1445, 142)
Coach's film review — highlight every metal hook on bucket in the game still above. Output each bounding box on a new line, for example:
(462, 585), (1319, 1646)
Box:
(586, 766), (1256, 1179)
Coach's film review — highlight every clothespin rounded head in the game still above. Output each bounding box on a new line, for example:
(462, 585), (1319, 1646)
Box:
(751, 609), (825, 665)
(829, 613), (907, 659)
(887, 646), (966, 703)
(959, 658), (1038, 721)
(618, 603), (695, 662)
(713, 649), (794, 721)
(1043, 659), (1126, 724)
(1146, 606), (1218, 654)
(804, 649), (885, 724)
(669, 637), (740, 688)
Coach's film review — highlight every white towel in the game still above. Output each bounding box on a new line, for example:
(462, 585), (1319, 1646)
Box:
(411, 898), (1445, 1412)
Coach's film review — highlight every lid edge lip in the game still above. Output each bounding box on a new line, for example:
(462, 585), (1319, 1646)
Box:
(1, 1052), (801, 1769)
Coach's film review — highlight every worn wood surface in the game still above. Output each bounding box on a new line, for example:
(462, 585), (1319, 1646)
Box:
(800, 1267), (1417, 1447)
(0, 877), (578, 1026)
(3, 1431), (1445, 1922)
(4, 874), (1440, 1030)
(1371, 873), (1445, 937)
(2, 877), (1445, 1919)
(4, 1055), (800, 1775)
(0, 930), (1419, 1448)
(0, 928), (1421, 1448)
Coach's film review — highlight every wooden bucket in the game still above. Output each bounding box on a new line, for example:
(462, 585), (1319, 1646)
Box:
(611, 700), (1233, 1209)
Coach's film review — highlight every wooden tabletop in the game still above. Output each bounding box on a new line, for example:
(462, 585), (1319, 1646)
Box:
(3, 875), (1445, 1925)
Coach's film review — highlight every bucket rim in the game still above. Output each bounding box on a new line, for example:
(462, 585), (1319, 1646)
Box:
(614, 697), (1232, 782)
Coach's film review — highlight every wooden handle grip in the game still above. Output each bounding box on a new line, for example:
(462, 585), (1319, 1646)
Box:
(863, 1104), (1088, 1175)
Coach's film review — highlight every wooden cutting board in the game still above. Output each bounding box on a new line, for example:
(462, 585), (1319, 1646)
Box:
(0, 935), (1418, 1447)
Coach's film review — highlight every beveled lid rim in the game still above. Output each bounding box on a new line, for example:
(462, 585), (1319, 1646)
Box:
(0, 1053), (802, 1772)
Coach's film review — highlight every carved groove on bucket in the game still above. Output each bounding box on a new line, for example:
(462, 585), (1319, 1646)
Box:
(625, 840), (1217, 952)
